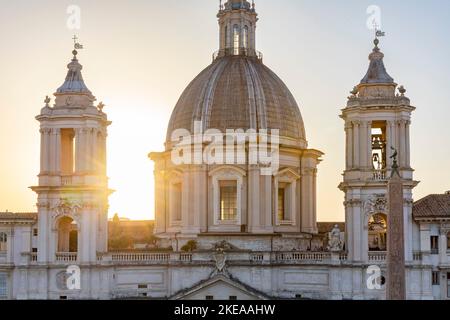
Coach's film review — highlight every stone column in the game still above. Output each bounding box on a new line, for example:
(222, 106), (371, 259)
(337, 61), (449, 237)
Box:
(154, 168), (166, 235)
(405, 121), (411, 168)
(85, 128), (92, 173)
(75, 128), (83, 173)
(300, 168), (316, 234)
(366, 121), (373, 169)
(248, 165), (261, 233)
(439, 229), (448, 265)
(37, 203), (49, 263)
(261, 174), (273, 233)
(387, 171), (406, 300)
(43, 129), (51, 173)
(91, 129), (98, 174)
(352, 121), (360, 168)
(360, 121), (369, 170)
(399, 120), (407, 167)
(345, 122), (353, 169)
(39, 129), (45, 174)
(386, 121), (393, 168)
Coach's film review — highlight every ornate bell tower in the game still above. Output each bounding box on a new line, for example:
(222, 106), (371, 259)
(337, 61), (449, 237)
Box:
(31, 46), (111, 266)
(339, 37), (419, 263)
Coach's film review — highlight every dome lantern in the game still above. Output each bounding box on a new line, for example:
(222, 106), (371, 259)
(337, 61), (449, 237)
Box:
(217, 0), (259, 58)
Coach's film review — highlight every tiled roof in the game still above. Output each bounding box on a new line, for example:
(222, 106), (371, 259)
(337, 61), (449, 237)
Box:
(413, 193), (450, 219)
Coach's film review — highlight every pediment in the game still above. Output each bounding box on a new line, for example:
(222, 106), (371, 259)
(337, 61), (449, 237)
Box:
(171, 274), (268, 300)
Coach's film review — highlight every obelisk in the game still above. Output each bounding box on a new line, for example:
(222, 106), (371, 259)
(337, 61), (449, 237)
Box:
(386, 148), (406, 300)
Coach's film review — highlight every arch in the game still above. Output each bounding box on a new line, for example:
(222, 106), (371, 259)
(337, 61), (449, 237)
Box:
(0, 232), (7, 252)
(56, 216), (79, 253)
(368, 213), (387, 251)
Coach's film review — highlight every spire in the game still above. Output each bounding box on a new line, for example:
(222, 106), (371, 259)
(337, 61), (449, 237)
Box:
(360, 38), (394, 84)
(56, 49), (92, 94)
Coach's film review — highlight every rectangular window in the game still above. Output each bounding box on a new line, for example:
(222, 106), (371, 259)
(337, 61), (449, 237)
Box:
(32, 248), (38, 253)
(138, 284), (148, 289)
(431, 236), (439, 254)
(33, 229), (38, 237)
(0, 273), (7, 299)
(432, 271), (440, 286)
(278, 187), (286, 221)
(229, 296), (237, 300)
(206, 296), (214, 300)
(220, 181), (237, 221)
(447, 234), (450, 250)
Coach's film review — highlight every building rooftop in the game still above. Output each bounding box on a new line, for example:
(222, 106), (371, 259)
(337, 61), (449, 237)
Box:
(413, 193), (450, 219)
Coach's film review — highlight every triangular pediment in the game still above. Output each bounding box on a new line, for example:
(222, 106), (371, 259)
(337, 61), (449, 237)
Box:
(170, 274), (268, 300)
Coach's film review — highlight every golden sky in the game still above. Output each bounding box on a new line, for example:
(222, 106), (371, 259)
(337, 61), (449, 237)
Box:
(1, 0), (449, 221)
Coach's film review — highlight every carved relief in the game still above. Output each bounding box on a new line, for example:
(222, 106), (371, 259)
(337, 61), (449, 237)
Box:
(364, 195), (387, 230)
(52, 198), (82, 221)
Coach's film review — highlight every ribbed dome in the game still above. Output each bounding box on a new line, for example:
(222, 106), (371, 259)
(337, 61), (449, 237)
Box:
(166, 55), (307, 148)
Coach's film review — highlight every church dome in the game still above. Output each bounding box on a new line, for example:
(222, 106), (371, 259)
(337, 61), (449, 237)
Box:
(166, 55), (307, 148)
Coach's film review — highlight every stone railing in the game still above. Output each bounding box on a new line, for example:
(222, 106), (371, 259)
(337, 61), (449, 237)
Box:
(179, 253), (193, 262)
(212, 48), (263, 62)
(110, 252), (170, 263)
(368, 251), (387, 262)
(60, 175), (73, 186)
(250, 253), (264, 262)
(275, 252), (331, 262)
(55, 252), (77, 262)
(372, 170), (387, 181)
(30, 253), (38, 262)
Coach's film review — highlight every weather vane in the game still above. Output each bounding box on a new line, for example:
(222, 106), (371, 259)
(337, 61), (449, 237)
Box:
(72, 35), (84, 50)
(372, 21), (386, 39)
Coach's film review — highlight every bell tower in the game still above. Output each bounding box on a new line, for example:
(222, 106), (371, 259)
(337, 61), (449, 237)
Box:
(217, 0), (258, 56)
(339, 37), (419, 263)
(31, 46), (111, 266)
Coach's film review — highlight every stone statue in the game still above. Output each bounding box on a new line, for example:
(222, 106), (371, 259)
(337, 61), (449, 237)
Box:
(328, 225), (342, 252)
(390, 147), (400, 178)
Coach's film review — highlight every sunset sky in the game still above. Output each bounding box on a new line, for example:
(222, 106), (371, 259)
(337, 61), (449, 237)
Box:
(0, 0), (449, 221)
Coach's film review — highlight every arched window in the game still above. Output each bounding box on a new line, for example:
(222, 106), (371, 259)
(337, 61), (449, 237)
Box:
(0, 233), (7, 252)
(243, 25), (249, 49)
(368, 214), (387, 251)
(233, 25), (240, 55)
(57, 217), (78, 253)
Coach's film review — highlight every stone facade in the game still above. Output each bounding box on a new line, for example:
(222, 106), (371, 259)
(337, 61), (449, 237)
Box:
(0, 0), (449, 301)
